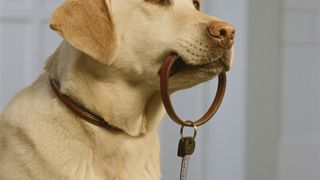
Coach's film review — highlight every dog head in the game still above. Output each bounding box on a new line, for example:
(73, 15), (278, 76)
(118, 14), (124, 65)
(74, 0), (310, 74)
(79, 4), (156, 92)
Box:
(50, 0), (235, 90)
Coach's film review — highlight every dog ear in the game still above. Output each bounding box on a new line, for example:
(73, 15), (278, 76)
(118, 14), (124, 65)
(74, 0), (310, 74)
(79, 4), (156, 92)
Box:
(50, 0), (118, 65)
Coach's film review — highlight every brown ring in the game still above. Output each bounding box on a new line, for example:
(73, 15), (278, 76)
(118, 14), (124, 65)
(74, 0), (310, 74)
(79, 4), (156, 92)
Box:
(160, 53), (227, 127)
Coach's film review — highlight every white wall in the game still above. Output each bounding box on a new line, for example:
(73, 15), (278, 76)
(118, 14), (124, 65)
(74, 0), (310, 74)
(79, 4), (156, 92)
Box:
(245, 0), (320, 179)
(0, 0), (62, 110)
(278, 0), (320, 179)
(245, 0), (282, 179)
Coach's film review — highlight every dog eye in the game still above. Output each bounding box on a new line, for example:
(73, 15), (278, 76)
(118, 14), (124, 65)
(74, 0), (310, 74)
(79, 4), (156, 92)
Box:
(145, 0), (171, 5)
(193, 0), (200, 10)
(160, 0), (170, 4)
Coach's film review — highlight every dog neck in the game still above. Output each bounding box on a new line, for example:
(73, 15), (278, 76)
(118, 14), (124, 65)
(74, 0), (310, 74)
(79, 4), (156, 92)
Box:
(46, 41), (165, 137)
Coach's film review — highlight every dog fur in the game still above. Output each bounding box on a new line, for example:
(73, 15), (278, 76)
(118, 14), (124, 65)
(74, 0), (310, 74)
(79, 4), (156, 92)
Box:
(0, 0), (234, 179)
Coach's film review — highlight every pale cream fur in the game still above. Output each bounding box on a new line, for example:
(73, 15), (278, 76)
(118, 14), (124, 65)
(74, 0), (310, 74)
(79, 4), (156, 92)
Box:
(0, 0), (234, 179)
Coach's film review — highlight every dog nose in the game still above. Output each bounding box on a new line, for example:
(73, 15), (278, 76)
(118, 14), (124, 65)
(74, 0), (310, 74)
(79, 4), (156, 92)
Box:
(208, 21), (235, 48)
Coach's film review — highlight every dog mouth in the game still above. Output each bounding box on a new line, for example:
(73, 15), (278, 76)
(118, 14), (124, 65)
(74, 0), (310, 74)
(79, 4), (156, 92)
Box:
(163, 53), (227, 77)
(169, 56), (186, 77)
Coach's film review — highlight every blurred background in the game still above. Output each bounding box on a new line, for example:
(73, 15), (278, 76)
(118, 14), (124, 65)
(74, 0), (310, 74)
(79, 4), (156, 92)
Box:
(0, 0), (319, 180)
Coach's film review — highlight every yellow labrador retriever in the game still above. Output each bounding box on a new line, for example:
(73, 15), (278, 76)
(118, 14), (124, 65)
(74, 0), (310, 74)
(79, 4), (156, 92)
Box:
(0, 0), (235, 179)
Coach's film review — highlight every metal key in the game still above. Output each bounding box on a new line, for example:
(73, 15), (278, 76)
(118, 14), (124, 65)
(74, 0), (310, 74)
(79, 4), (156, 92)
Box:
(177, 137), (196, 180)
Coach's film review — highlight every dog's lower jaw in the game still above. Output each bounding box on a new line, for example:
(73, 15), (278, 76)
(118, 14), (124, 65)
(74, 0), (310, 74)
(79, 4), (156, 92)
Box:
(166, 63), (224, 91)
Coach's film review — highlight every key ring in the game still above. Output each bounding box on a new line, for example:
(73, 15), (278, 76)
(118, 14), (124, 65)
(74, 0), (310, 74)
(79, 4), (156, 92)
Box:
(160, 53), (227, 127)
(180, 121), (197, 138)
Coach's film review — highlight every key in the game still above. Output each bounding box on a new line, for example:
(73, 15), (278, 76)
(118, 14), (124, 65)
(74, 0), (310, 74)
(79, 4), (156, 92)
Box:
(177, 137), (196, 180)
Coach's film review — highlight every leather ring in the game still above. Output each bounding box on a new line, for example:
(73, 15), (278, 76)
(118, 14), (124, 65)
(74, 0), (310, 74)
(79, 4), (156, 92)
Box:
(160, 53), (227, 127)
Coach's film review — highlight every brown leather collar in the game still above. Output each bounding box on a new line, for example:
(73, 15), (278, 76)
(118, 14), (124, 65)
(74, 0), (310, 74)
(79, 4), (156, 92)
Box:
(49, 79), (122, 132)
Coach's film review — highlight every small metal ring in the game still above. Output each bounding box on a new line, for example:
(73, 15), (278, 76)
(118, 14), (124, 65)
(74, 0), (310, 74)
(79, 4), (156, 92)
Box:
(180, 121), (197, 138)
